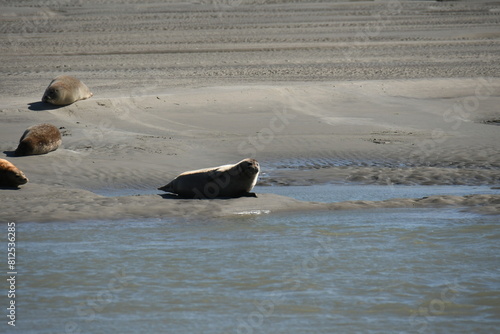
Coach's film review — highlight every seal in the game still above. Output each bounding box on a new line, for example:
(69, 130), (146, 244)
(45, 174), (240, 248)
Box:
(42, 75), (93, 105)
(15, 123), (62, 156)
(158, 158), (260, 199)
(0, 159), (28, 188)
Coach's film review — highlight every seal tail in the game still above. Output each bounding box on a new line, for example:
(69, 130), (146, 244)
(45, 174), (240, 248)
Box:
(158, 182), (173, 192)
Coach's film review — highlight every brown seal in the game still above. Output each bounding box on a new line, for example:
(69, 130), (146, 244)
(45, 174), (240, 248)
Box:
(42, 75), (93, 105)
(158, 158), (260, 198)
(0, 159), (28, 188)
(15, 123), (62, 156)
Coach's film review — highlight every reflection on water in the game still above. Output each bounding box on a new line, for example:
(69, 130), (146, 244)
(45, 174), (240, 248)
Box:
(7, 199), (500, 333)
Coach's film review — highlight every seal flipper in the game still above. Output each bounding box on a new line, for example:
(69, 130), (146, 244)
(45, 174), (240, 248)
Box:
(241, 192), (257, 198)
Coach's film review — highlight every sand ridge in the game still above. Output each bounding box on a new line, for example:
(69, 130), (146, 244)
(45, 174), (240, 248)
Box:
(1, 80), (499, 221)
(1, 1), (500, 222)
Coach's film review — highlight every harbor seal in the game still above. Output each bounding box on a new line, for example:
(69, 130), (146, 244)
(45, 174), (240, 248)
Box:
(42, 75), (93, 105)
(0, 159), (28, 188)
(15, 123), (62, 156)
(158, 158), (260, 199)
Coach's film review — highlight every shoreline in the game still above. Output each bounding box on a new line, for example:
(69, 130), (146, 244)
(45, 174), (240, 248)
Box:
(2, 183), (500, 223)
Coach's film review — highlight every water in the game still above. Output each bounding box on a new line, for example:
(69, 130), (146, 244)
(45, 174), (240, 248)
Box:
(255, 184), (500, 203)
(93, 183), (499, 201)
(2, 185), (499, 333)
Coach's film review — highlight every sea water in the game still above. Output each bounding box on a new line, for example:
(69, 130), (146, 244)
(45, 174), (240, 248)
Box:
(2, 185), (499, 333)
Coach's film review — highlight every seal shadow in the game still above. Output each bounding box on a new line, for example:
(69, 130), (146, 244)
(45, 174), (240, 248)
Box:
(28, 101), (65, 111)
(3, 151), (17, 158)
(0, 186), (22, 190)
(158, 192), (258, 200)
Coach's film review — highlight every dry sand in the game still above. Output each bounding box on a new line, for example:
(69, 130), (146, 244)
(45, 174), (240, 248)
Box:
(1, 0), (499, 222)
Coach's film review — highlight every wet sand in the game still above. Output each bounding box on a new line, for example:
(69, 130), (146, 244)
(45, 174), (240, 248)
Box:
(1, 1), (499, 222)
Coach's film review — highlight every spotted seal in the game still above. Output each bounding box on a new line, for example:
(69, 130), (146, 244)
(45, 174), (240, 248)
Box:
(42, 75), (93, 105)
(15, 123), (62, 156)
(158, 158), (260, 198)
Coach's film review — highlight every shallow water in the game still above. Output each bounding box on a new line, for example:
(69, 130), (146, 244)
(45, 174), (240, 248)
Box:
(93, 184), (500, 201)
(255, 184), (500, 203)
(3, 184), (499, 333)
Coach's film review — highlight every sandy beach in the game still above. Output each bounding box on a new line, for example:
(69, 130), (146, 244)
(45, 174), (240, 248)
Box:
(1, 0), (499, 222)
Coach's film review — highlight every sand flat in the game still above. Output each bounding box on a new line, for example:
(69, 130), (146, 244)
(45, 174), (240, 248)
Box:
(1, 1), (499, 222)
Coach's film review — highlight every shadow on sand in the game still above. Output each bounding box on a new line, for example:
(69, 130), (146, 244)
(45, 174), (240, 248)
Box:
(28, 101), (65, 111)
(0, 186), (23, 190)
(158, 192), (257, 200)
(2, 151), (17, 157)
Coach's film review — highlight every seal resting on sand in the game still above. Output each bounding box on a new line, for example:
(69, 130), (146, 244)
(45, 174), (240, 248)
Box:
(158, 158), (260, 199)
(15, 123), (62, 156)
(0, 159), (28, 188)
(42, 75), (93, 105)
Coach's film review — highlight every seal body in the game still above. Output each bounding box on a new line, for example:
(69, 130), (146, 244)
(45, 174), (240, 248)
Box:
(15, 123), (62, 156)
(42, 75), (93, 105)
(158, 158), (260, 198)
(0, 159), (28, 188)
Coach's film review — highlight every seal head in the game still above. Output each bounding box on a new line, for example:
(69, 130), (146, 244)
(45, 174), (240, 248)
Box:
(42, 86), (60, 104)
(0, 159), (28, 188)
